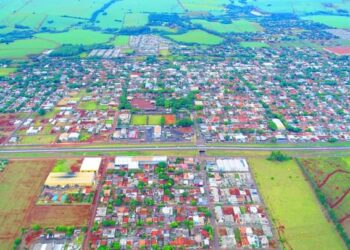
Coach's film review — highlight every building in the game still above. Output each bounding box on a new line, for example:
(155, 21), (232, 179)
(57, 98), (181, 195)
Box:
(115, 156), (167, 170)
(210, 158), (249, 172)
(44, 172), (96, 187)
(80, 157), (102, 172)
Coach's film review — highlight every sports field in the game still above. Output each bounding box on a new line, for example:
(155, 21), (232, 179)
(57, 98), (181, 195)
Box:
(131, 115), (176, 126)
(249, 158), (345, 250)
(192, 19), (263, 33)
(167, 29), (223, 45)
(0, 160), (54, 249)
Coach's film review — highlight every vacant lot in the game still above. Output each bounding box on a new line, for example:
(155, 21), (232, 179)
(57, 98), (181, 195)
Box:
(0, 67), (16, 76)
(0, 160), (54, 249)
(249, 158), (345, 250)
(25, 205), (90, 228)
(167, 29), (223, 45)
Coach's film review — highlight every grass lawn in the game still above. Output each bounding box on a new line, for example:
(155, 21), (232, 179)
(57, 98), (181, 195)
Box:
(131, 115), (148, 125)
(20, 135), (56, 145)
(0, 160), (53, 248)
(148, 115), (162, 125)
(302, 15), (350, 29)
(0, 67), (16, 76)
(79, 101), (97, 111)
(167, 29), (223, 45)
(111, 35), (130, 46)
(249, 158), (345, 250)
(240, 41), (270, 48)
(180, 0), (229, 12)
(51, 159), (75, 172)
(192, 19), (263, 33)
(35, 29), (113, 45)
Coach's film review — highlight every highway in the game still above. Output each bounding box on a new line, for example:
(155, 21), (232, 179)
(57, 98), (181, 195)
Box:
(1, 145), (350, 154)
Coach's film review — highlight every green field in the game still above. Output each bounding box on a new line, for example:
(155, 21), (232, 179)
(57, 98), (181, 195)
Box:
(20, 135), (57, 145)
(52, 159), (73, 172)
(180, 0), (229, 13)
(131, 115), (148, 125)
(0, 38), (58, 59)
(302, 15), (350, 29)
(249, 158), (345, 250)
(148, 115), (162, 125)
(0, 67), (16, 76)
(240, 41), (270, 48)
(35, 29), (113, 45)
(192, 19), (263, 33)
(123, 13), (149, 28)
(111, 35), (130, 46)
(79, 101), (98, 111)
(167, 29), (223, 45)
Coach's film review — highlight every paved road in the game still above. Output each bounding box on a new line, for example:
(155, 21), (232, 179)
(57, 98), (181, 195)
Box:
(0, 145), (350, 154)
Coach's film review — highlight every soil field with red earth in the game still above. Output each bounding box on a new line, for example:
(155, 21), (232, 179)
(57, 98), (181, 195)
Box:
(0, 159), (92, 249)
(300, 157), (350, 236)
(324, 46), (350, 55)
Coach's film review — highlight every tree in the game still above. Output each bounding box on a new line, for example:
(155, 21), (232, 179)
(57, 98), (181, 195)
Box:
(37, 108), (46, 116)
(267, 151), (291, 162)
(32, 224), (41, 231)
(160, 116), (165, 126)
(268, 120), (277, 131)
(176, 118), (193, 127)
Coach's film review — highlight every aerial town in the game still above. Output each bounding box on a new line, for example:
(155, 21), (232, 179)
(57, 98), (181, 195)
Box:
(1, 0), (350, 250)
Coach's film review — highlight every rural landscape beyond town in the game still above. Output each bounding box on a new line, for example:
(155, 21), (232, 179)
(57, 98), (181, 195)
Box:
(0, 0), (350, 249)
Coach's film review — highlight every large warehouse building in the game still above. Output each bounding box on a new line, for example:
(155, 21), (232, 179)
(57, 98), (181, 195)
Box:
(44, 172), (96, 187)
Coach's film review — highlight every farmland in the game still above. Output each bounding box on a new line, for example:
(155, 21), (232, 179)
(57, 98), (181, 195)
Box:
(167, 29), (223, 45)
(180, 0), (229, 13)
(192, 19), (263, 33)
(302, 15), (350, 29)
(123, 13), (149, 28)
(0, 38), (57, 59)
(249, 158), (345, 250)
(35, 29), (113, 46)
(0, 160), (54, 249)
(300, 158), (350, 237)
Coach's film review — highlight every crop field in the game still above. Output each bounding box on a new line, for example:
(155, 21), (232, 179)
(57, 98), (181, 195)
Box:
(240, 41), (270, 48)
(167, 29), (223, 45)
(192, 19), (263, 33)
(300, 157), (350, 236)
(0, 159), (54, 249)
(0, 38), (58, 59)
(249, 158), (345, 250)
(0, 67), (16, 76)
(35, 29), (113, 46)
(302, 15), (350, 29)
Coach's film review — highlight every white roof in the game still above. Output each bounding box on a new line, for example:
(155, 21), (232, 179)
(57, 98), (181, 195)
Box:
(81, 157), (102, 172)
(215, 158), (249, 172)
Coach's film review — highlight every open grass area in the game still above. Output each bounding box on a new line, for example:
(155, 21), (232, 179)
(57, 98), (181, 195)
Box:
(20, 135), (56, 145)
(192, 19), (263, 33)
(52, 159), (78, 173)
(249, 158), (345, 250)
(35, 29), (113, 45)
(0, 67), (16, 76)
(240, 41), (270, 48)
(167, 29), (223, 45)
(180, 0), (229, 13)
(302, 15), (350, 29)
(148, 115), (162, 125)
(79, 101), (98, 111)
(111, 35), (130, 46)
(0, 38), (58, 59)
(131, 115), (148, 125)
(0, 159), (54, 248)
(123, 13), (149, 28)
